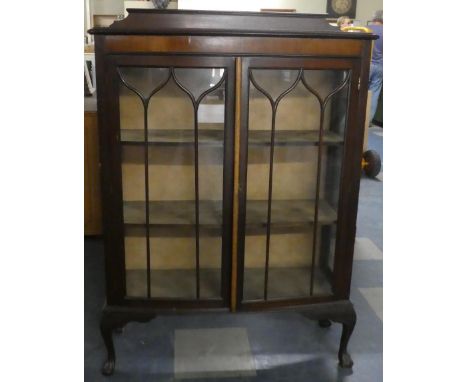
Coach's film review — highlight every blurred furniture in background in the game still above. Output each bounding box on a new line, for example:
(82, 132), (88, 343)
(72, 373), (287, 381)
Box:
(373, 88), (383, 126)
(84, 101), (102, 235)
(84, 44), (96, 96)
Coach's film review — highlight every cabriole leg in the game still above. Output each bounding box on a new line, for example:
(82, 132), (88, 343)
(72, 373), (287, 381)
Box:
(338, 312), (356, 368)
(99, 307), (156, 376)
(100, 314), (116, 376)
(300, 301), (357, 368)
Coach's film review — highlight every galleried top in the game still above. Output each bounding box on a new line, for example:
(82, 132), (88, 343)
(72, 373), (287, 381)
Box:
(89, 9), (377, 40)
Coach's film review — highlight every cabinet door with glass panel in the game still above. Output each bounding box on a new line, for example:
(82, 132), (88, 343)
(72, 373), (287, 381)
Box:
(108, 56), (235, 308)
(238, 57), (359, 307)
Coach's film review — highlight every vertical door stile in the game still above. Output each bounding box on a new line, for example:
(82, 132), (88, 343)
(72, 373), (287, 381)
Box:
(231, 57), (242, 312)
(143, 100), (151, 299)
(194, 102), (201, 300)
(310, 101), (325, 296)
(264, 101), (277, 301)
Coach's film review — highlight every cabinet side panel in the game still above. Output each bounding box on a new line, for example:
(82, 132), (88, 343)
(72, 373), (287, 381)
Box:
(333, 43), (372, 299)
(95, 36), (127, 304)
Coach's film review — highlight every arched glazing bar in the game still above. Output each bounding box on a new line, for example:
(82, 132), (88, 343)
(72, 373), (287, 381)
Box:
(117, 66), (227, 299)
(117, 67), (171, 298)
(249, 69), (303, 300)
(301, 70), (351, 296)
(172, 68), (227, 299)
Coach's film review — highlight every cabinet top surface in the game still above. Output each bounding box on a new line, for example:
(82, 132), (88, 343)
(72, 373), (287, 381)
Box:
(89, 9), (377, 40)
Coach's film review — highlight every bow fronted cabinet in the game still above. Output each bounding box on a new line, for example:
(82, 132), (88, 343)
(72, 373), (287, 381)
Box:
(89, 9), (377, 376)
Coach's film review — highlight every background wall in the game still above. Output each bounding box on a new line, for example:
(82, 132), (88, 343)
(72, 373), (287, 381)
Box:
(84, 0), (383, 36)
(178, 0), (323, 13)
(92, 0), (124, 15)
(355, 0), (383, 22)
(178, 0), (383, 22)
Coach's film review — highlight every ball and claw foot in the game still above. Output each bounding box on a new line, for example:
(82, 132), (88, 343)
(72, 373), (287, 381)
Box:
(339, 352), (354, 368)
(102, 359), (115, 376)
(318, 319), (332, 328)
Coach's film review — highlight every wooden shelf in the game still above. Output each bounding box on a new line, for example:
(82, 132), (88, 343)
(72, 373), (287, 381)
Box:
(243, 267), (332, 301)
(126, 269), (222, 299)
(120, 129), (343, 146)
(125, 267), (331, 300)
(124, 200), (223, 226)
(249, 130), (343, 145)
(123, 199), (336, 230)
(121, 129), (224, 146)
(247, 199), (337, 226)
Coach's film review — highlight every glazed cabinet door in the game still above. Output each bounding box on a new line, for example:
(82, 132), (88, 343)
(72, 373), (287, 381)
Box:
(237, 57), (361, 308)
(102, 55), (235, 308)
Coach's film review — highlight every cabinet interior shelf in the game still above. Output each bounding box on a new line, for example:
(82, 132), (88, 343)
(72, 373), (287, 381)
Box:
(120, 129), (343, 146)
(126, 267), (332, 300)
(123, 199), (337, 234)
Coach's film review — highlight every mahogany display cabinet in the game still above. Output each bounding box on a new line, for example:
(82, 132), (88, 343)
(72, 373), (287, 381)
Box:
(90, 9), (377, 376)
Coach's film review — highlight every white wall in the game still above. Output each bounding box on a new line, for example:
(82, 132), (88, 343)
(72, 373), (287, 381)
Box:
(92, 0), (125, 15)
(88, 0), (383, 21)
(356, 0), (383, 23)
(85, 0), (88, 34)
(90, 0), (179, 18)
(85, 0), (383, 34)
(178, 0), (324, 13)
(179, 0), (383, 22)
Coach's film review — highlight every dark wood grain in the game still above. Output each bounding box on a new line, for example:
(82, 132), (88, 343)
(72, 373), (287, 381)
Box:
(90, 9), (377, 40)
(95, 35), (127, 305)
(104, 35), (364, 57)
(332, 45), (372, 300)
(231, 57), (242, 312)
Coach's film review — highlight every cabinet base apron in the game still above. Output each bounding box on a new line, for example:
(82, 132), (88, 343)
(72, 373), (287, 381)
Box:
(99, 300), (356, 376)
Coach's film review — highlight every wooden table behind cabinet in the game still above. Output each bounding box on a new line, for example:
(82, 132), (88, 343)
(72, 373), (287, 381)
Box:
(84, 110), (102, 235)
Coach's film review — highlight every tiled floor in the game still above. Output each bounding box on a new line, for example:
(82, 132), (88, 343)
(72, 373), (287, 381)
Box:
(84, 127), (383, 381)
(354, 237), (383, 261)
(358, 288), (383, 321)
(174, 328), (256, 379)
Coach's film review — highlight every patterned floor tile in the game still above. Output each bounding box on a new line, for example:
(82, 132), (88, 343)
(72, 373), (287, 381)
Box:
(354, 237), (383, 260)
(174, 327), (256, 379)
(358, 287), (383, 321)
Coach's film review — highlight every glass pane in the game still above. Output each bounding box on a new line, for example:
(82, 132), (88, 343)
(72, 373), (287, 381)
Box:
(198, 90), (225, 298)
(243, 68), (349, 302)
(121, 118), (147, 297)
(314, 80), (349, 294)
(119, 66), (226, 300)
(119, 67), (170, 99)
(120, 84), (144, 139)
(243, 82), (270, 300)
(302, 70), (348, 101)
(173, 68), (224, 101)
(250, 69), (300, 101)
